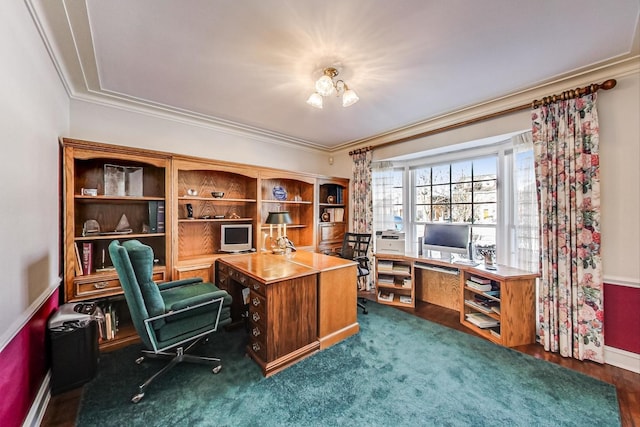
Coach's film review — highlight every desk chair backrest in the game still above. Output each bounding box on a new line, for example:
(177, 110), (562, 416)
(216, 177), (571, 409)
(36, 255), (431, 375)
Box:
(339, 232), (372, 277)
(109, 240), (165, 350)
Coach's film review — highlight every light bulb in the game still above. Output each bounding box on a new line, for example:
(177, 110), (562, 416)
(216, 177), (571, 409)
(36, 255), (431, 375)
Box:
(306, 93), (323, 109)
(315, 75), (335, 97)
(342, 89), (359, 107)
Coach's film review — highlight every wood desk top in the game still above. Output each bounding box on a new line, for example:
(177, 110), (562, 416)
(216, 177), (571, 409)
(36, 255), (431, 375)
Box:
(218, 251), (356, 284)
(218, 252), (314, 284)
(287, 250), (356, 271)
(377, 251), (539, 280)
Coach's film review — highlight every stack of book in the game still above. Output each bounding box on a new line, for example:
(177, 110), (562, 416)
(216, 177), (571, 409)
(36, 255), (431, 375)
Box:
(465, 313), (500, 329)
(378, 290), (394, 302)
(466, 275), (493, 291)
(401, 277), (412, 288)
(377, 260), (393, 272)
(377, 274), (395, 286)
(392, 264), (410, 274)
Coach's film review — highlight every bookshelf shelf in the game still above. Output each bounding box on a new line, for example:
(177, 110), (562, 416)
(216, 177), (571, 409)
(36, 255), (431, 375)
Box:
(375, 255), (415, 308)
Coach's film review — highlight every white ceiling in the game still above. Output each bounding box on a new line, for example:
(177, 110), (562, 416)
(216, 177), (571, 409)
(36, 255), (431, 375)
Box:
(31, 0), (640, 151)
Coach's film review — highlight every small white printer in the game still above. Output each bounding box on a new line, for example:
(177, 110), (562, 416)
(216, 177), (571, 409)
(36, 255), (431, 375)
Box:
(375, 230), (406, 255)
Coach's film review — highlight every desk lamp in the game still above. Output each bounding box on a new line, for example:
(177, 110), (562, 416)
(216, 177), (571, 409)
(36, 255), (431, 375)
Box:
(265, 211), (293, 254)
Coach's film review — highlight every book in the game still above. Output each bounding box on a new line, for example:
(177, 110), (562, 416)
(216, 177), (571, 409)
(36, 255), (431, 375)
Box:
(334, 208), (344, 222)
(402, 277), (412, 288)
(490, 327), (501, 339)
(491, 306), (501, 315)
(74, 242), (83, 276)
(148, 201), (158, 232)
(465, 313), (499, 328)
(466, 279), (492, 292)
(483, 290), (501, 299)
(82, 242), (93, 275)
(399, 295), (412, 304)
(157, 201), (165, 232)
(377, 260), (394, 271)
(378, 290), (394, 302)
(469, 275), (491, 285)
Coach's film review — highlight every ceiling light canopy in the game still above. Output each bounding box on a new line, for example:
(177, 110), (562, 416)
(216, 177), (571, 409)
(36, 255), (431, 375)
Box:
(306, 67), (359, 109)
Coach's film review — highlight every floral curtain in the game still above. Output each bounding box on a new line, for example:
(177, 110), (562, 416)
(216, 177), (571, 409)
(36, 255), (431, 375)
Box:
(351, 150), (373, 290)
(532, 93), (604, 363)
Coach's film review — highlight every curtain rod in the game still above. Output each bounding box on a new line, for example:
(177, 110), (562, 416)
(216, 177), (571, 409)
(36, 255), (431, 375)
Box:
(349, 146), (373, 156)
(366, 78), (617, 153)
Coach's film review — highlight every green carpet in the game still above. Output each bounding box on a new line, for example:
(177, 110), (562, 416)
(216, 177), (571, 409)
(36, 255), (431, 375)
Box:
(78, 302), (620, 426)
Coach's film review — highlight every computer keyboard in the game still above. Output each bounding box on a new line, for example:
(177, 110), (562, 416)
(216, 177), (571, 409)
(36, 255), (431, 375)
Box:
(452, 259), (479, 266)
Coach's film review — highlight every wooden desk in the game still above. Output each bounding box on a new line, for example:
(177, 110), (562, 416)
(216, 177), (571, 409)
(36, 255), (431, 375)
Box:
(216, 251), (358, 376)
(375, 252), (538, 347)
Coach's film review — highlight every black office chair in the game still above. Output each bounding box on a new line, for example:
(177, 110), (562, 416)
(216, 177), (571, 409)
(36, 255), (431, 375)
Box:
(337, 232), (372, 314)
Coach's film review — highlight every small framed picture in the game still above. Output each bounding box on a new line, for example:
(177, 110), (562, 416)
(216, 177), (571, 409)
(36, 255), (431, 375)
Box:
(81, 188), (98, 196)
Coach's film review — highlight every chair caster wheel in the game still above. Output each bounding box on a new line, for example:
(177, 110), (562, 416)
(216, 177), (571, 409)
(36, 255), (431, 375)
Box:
(131, 393), (144, 403)
(212, 365), (222, 374)
(135, 356), (145, 364)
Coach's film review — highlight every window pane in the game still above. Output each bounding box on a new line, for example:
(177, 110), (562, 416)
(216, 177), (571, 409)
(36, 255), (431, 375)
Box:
(452, 182), (472, 203)
(474, 180), (497, 202)
(432, 184), (449, 204)
(452, 160), (472, 183)
(471, 226), (496, 258)
(473, 157), (497, 179)
(415, 186), (431, 204)
(473, 203), (497, 224)
(451, 204), (472, 222)
(415, 205), (431, 222)
(432, 165), (450, 184)
(415, 168), (431, 186)
(392, 187), (403, 205)
(432, 205), (450, 222)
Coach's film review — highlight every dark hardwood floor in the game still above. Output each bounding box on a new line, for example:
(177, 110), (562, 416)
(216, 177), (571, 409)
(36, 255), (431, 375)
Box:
(41, 295), (639, 426)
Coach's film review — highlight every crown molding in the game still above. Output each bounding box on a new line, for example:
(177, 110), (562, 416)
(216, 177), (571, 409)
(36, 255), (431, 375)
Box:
(333, 56), (640, 153)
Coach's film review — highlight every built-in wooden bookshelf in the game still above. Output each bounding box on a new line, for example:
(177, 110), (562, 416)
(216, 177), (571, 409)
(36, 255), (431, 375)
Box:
(317, 178), (349, 254)
(61, 138), (350, 350)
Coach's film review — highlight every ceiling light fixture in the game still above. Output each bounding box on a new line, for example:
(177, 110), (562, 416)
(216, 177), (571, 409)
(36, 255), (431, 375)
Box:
(306, 67), (359, 109)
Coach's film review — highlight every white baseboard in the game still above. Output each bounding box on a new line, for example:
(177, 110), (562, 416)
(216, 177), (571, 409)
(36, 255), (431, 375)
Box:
(605, 345), (640, 374)
(22, 371), (51, 427)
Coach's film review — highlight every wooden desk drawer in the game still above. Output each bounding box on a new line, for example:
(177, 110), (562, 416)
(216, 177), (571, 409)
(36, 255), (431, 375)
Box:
(75, 277), (121, 297)
(74, 271), (165, 298)
(249, 336), (268, 361)
(249, 292), (267, 312)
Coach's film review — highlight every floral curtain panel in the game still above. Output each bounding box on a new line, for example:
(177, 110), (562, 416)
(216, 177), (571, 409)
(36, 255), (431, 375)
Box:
(532, 93), (604, 363)
(351, 150), (373, 290)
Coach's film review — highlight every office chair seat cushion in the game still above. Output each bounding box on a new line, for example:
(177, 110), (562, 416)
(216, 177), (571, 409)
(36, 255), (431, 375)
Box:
(121, 240), (165, 321)
(154, 309), (232, 349)
(357, 266), (369, 276)
(161, 282), (232, 325)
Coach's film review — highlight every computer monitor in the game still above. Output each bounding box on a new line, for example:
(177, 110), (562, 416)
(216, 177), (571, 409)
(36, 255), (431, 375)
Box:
(220, 224), (252, 252)
(422, 222), (470, 258)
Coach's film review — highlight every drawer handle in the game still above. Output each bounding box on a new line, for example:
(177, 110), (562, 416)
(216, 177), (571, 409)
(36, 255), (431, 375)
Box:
(252, 297), (260, 306)
(252, 342), (261, 352)
(252, 327), (261, 337)
(252, 312), (261, 322)
(253, 283), (260, 290)
(240, 276), (246, 284)
(93, 281), (109, 289)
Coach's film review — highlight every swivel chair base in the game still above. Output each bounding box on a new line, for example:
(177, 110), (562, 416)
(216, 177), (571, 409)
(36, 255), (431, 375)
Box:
(358, 298), (368, 314)
(131, 336), (221, 403)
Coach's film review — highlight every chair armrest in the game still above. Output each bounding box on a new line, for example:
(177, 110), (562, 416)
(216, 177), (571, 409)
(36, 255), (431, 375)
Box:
(157, 277), (203, 291)
(169, 290), (229, 312)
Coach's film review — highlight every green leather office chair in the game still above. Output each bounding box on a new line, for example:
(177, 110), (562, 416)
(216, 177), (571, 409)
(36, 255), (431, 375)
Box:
(337, 232), (372, 314)
(109, 240), (233, 403)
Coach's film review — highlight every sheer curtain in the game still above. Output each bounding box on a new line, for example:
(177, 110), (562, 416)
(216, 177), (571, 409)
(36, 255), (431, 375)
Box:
(532, 93), (604, 363)
(510, 131), (539, 272)
(372, 161), (397, 233)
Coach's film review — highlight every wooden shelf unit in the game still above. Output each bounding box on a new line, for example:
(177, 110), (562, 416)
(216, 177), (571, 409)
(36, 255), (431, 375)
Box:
(61, 138), (172, 350)
(259, 172), (316, 251)
(61, 138), (350, 351)
(375, 255), (415, 308)
(317, 178), (349, 255)
(172, 157), (259, 282)
(459, 266), (536, 347)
